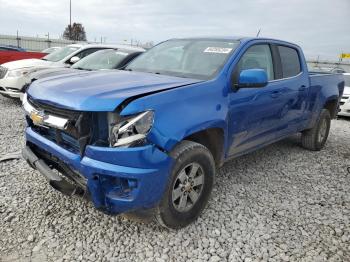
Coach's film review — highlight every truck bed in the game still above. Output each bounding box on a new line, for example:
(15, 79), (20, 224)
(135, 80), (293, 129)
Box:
(305, 72), (345, 128)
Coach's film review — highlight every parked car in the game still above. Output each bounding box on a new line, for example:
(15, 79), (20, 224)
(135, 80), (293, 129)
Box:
(310, 66), (346, 74)
(0, 44), (135, 99)
(338, 73), (350, 117)
(41, 47), (62, 54)
(0, 45), (47, 65)
(0, 45), (26, 52)
(21, 48), (144, 93)
(22, 37), (344, 229)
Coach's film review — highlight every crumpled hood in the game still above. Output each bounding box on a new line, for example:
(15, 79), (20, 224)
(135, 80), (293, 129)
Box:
(27, 70), (202, 112)
(2, 58), (55, 70)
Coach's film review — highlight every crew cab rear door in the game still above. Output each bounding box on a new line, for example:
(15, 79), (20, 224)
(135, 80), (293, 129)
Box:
(270, 44), (309, 136)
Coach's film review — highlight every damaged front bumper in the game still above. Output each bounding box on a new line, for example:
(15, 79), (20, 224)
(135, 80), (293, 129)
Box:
(23, 127), (174, 214)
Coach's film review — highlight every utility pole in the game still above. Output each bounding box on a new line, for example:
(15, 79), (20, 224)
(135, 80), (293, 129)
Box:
(45, 32), (50, 48)
(69, 0), (72, 39)
(16, 30), (20, 48)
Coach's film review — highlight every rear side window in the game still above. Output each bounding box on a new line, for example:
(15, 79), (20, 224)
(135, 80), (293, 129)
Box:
(278, 46), (301, 78)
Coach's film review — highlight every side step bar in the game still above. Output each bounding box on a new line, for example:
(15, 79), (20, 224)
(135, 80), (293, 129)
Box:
(22, 146), (79, 196)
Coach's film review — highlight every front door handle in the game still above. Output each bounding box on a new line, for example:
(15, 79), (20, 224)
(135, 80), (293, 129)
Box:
(270, 90), (281, 98)
(299, 85), (306, 91)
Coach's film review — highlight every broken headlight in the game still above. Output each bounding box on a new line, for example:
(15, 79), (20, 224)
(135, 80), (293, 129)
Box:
(109, 111), (154, 147)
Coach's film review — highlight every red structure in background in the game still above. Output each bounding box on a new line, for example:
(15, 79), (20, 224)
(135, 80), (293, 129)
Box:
(0, 51), (47, 65)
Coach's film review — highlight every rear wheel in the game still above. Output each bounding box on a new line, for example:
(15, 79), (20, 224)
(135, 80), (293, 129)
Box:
(301, 109), (331, 151)
(155, 140), (215, 229)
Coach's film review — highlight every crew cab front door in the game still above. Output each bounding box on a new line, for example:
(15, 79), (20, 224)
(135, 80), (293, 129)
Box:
(227, 44), (291, 157)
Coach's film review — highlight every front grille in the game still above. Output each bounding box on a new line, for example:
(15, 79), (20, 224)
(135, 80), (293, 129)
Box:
(28, 95), (80, 119)
(31, 124), (81, 153)
(0, 66), (8, 79)
(26, 96), (92, 154)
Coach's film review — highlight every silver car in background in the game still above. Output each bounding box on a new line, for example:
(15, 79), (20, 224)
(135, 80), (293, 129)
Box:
(0, 44), (133, 99)
(22, 47), (145, 94)
(41, 46), (62, 54)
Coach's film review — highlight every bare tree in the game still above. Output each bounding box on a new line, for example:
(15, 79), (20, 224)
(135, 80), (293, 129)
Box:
(63, 23), (87, 41)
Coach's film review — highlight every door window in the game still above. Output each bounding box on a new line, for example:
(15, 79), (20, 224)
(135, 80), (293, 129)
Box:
(277, 46), (301, 78)
(67, 48), (104, 64)
(77, 48), (104, 59)
(234, 45), (274, 82)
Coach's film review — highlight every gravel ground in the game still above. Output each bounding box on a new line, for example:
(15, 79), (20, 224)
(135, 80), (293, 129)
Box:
(0, 95), (349, 262)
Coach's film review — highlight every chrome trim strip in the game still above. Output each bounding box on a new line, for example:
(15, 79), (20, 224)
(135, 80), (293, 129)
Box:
(268, 72), (303, 83)
(22, 94), (69, 130)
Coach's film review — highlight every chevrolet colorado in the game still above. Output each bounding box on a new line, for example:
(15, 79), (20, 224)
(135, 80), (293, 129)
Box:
(22, 37), (344, 228)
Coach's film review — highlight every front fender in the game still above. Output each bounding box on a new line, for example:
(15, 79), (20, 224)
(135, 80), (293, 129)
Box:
(120, 79), (229, 152)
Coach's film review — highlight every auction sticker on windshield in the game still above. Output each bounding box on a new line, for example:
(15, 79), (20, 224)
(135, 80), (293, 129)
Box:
(204, 47), (232, 54)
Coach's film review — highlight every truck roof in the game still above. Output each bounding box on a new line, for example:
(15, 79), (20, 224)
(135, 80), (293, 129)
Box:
(170, 36), (301, 48)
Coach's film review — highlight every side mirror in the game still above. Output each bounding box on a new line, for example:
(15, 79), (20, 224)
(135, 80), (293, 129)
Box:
(69, 56), (80, 64)
(238, 69), (268, 88)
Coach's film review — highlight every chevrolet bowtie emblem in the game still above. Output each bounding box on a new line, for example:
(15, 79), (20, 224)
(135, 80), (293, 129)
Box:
(30, 111), (45, 126)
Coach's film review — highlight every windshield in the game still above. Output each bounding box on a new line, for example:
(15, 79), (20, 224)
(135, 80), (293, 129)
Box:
(43, 46), (79, 62)
(126, 39), (239, 80)
(72, 49), (131, 70)
(344, 75), (350, 87)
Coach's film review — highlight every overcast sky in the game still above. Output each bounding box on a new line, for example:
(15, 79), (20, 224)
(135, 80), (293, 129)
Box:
(0, 0), (349, 60)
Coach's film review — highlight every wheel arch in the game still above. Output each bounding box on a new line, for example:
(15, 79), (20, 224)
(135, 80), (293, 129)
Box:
(323, 98), (339, 119)
(181, 127), (226, 168)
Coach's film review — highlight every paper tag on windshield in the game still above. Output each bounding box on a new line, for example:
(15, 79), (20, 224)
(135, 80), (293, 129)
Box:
(204, 47), (232, 54)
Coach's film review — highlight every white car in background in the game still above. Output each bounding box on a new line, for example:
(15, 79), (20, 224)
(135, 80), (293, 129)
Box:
(41, 46), (62, 54)
(338, 73), (350, 117)
(0, 44), (130, 99)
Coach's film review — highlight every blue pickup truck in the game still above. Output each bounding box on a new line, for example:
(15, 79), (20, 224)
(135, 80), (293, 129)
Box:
(22, 37), (344, 228)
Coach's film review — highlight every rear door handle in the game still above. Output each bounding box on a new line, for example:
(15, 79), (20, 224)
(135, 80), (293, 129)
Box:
(299, 85), (306, 91)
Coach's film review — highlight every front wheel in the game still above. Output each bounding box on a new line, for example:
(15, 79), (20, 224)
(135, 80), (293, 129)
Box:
(155, 140), (215, 229)
(301, 109), (331, 151)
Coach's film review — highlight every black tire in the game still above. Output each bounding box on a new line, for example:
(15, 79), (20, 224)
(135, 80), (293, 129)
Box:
(301, 109), (331, 151)
(155, 140), (215, 229)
